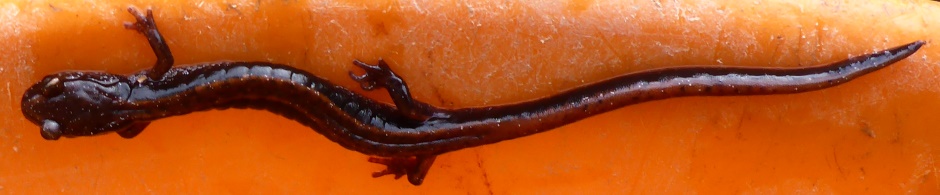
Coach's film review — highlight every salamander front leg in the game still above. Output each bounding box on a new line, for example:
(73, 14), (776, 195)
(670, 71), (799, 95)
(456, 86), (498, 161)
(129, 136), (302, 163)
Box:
(349, 59), (449, 121)
(117, 122), (150, 138)
(368, 155), (437, 185)
(124, 7), (175, 80)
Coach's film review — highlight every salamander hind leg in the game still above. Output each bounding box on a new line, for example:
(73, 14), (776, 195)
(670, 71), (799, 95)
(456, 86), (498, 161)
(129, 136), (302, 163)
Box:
(349, 59), (450, 121)
(349, 59), (400, 91)
(368, 155), (437, 185)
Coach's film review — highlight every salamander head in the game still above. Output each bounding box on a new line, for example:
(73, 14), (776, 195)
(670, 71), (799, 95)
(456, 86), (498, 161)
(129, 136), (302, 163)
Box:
(21, 72), (136, 140)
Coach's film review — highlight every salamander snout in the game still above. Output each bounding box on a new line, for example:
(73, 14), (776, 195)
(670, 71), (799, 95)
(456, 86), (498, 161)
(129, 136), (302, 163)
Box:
(21, 72), (136, 140)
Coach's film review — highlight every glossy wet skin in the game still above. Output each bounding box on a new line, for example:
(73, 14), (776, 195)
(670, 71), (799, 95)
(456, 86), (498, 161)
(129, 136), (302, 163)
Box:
(22, 72), (138, 140)
(19, 7), (925, 185)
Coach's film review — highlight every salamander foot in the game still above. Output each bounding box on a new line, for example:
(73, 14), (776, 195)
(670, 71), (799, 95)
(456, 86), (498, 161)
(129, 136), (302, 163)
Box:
(349, 59), (402, 91)
(369, 155), (437, 185)
(123, 7), (156, 34)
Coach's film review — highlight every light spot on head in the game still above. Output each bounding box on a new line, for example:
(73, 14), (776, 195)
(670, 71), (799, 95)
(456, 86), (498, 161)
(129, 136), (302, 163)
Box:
(45, 78), (59, 87)
(41, 120), (61, 140)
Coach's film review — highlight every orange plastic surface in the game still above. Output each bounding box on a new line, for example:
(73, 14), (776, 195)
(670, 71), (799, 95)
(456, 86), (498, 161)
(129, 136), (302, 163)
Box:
(1, 0), (939, 193)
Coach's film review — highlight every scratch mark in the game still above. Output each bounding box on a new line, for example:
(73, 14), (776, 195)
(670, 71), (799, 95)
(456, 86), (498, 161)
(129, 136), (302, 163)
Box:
(591, 25), (626, 70)
(411, 0), (425, 14)
(475, 152), (494, 194)
(832, 148), (847, 180)
(5, 83), (11, 106)
(860, 122), (876, 138)
(329, 20), (349, 36)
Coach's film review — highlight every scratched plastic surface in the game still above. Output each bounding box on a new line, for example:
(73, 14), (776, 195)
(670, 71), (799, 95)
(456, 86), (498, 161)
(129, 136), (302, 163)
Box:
(1, 0), (939, 193)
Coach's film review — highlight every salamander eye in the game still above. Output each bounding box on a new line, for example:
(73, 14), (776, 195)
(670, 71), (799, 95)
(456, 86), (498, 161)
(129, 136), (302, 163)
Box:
(42, 77), (65, 97)
(41, 120), (62, 140)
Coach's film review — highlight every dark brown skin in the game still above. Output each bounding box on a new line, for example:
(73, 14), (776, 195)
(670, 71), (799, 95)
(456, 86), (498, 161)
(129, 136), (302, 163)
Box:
(20, 7), (925, 185)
